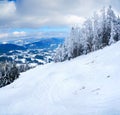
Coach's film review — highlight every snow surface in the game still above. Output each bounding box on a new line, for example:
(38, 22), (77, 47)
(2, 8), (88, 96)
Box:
(0, 42), (120, 115)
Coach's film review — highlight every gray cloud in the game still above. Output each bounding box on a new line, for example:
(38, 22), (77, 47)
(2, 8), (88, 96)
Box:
(0, 0), (120, 28)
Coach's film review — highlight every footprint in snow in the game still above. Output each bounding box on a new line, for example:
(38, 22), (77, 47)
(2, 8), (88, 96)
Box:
(91, 88), (100, 95)
(91, 88), (100, 92)
(107, 75), (110, 78)
(73, 86), (86, 95)
(79, 86), (86, 90)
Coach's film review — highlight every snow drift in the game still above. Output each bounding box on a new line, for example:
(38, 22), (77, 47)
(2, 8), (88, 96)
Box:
(0, 41), (120, 115)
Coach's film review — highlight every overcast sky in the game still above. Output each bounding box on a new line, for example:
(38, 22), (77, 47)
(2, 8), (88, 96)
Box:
(0, 0), (120, 40)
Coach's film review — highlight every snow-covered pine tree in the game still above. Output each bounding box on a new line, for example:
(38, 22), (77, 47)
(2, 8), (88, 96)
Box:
(92, 12), (101, 50)
(109, 21), (116, 44)
(99, 6), (108, 47)
(83, 19), (94, 53)
(115, 17), (120, 40)
(105, 5), (116, 45)
(0, 62), (20, 88)
(66, 27), (82, 58)
(64, 27), (85, 60)
(110, 16), (120, 42)
(54, 27), (85, 61)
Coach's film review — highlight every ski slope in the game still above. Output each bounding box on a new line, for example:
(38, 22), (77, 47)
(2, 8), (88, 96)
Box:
(0, 42), (120, 115)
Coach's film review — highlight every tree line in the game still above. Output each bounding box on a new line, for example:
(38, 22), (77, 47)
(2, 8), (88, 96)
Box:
(54, 6), (120, 62)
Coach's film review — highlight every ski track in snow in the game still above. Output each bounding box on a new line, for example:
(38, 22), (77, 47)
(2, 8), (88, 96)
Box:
(0, 42), (120, 114)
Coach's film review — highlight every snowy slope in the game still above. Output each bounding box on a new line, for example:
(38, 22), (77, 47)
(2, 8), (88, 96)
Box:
(0, 42), (120, 115)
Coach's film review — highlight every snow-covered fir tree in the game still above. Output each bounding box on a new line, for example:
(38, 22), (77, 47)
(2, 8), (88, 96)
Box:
(0, 62), (19, 87)
(0, 61), (32, 88)
(54, 6), (120, 62)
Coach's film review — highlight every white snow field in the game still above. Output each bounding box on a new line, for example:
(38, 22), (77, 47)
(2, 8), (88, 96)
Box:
(0, 41), (120, 115)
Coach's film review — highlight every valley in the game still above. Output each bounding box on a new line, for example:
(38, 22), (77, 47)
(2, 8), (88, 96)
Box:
(0, 38), (64, 68)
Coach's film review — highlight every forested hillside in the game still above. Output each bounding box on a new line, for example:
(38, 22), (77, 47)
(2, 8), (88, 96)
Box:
(54, 6), (120, 62)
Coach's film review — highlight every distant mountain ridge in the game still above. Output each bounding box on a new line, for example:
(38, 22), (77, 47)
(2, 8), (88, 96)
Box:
(0, 44), (26, 54)
(25, 38), (64, 49)
(0, 38), (64, 54)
